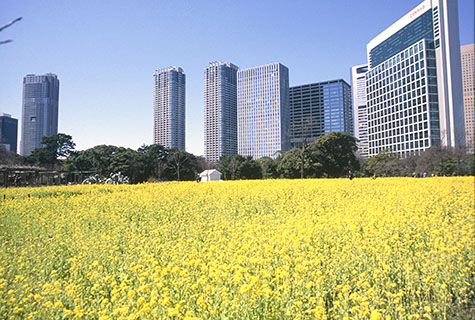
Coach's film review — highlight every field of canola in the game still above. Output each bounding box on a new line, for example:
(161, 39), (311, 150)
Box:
(0, 177), (474, 319)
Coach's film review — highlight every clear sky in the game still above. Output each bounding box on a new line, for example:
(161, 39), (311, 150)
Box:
(1, 0), (473, 156)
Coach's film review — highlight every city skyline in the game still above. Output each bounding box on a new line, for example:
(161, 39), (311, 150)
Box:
(0, 0), (473, 156)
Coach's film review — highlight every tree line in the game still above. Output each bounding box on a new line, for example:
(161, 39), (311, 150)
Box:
(1, 132), (473, 183)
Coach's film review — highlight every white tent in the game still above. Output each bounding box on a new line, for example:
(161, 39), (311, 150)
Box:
(199, 169), (222, 182)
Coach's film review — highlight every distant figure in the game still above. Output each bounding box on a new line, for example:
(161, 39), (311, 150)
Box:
(195, 175), (201, 183)
(372, 174), (376, 180)
(413, 171), (417, 178)
(348, 170), (354, 180)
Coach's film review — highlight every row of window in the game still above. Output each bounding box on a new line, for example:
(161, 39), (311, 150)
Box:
(370, 143), (430, 156)
(368, 41), (426, 78)
(366, 40), (441, 156)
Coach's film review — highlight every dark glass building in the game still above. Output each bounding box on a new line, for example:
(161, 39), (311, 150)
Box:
(0, 113), (18, 153)
(289, 80), (353, 148)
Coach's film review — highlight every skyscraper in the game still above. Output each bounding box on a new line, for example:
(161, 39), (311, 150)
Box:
(0, 113), (18, 153)
(351, 65), (369, 158)
(204, 62), (239, 162)
(461, 44), (474, 154)
(20, 73), (59, 156)
(237, 62), (290, 159)
(289, 79), (353, 148)
(365, 0), (464, 158)
(153, 67), (185, 150)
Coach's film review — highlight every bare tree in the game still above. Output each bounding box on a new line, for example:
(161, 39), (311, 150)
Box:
(156, 159), (167, 181)
(167, 148), (188, 181)
(292, 118), (318, 179)
(0, 17), (22, 45)
(229, 157), (240, 180)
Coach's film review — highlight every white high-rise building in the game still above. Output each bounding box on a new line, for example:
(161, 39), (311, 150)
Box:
(366, 0), (464, 157)
(237, 62), (290, 159)
(204, 62), (239, 162)
(461, 44), (474, 154)
(351, 65), (369, 158)
(153, 67), (185, 150)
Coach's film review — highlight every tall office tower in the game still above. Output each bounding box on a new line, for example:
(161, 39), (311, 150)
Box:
(237, 62), (290, 159)
(289, 79), (353, 148)
(461, 44), (474, 154)
(20, 73), (59, 156)
(0, 113), (18, 153)
(351, 65), (369, 158)
(366, 0), (464, 158)
(204, 62), (239, 162)
(153, 67), (186, 150)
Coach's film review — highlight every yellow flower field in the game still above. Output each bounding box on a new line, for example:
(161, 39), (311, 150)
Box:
(0, 177), (474, 319)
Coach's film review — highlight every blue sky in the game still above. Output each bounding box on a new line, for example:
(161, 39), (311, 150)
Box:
(1, 0), (473, 156)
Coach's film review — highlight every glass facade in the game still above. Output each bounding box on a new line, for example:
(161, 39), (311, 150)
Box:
(369, 10), (433, 68)
(153, 67), (186, 150)
(323, 80), (353, 135)
(237, 63), (289, 159)
(0, 114), (18, 153)
(290, 80), (352, 148)
(204, 62), (238, 162)
(367, 0), (464, 155)
(21, 74), (59, 156)
(366, 40), (438, 157)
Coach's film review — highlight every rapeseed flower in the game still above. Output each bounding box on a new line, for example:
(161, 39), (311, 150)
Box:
(0, 177), (473, 319)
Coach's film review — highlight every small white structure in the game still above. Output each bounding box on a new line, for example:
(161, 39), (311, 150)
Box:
(199, 169), (222, 182)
